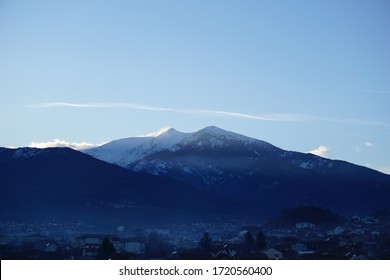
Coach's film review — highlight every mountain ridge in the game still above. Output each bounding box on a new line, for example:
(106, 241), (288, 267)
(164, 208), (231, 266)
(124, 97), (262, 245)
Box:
(85, 126), (282, 169)
(84, 126), (390, 216)
(84, 126), (389, 183)
(0, 147), (248, 228)
(1, 126), (389, 228)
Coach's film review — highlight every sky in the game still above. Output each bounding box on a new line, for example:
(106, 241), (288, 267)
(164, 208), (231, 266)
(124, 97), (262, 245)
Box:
(1, 0), (389, 174)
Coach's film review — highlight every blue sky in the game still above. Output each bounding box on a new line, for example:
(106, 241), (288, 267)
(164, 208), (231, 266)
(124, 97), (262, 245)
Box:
(1, 0), (389, 173)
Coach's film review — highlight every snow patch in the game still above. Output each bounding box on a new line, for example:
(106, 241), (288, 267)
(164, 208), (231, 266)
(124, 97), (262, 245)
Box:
(299, 161), (313, 169)
(149, 159), (168, 175)
(183, 167), (192, 174)
(84, 128), (193, 166)
(13, 148), (43, 159)
(197, 126), (258, 144)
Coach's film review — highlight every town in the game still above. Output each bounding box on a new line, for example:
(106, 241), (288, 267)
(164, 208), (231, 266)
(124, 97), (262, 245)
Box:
(1, 208), (389, 260)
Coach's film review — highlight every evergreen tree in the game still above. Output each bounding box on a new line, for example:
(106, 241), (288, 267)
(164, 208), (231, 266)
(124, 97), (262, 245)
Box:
(255, 231), (267, 251)
(199, 232), (212, 252)
(244, 231), (255, 251)
(98, 236), (115, 259)
(146, 231), (165, 255)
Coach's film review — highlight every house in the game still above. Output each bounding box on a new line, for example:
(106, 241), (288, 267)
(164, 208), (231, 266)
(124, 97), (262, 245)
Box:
(291, 242), (308, 252)
(59, 244), (73, 252)
(45, 243), (58, 253)
(23, 234), (55, 251)
(24, 234), (47, 249)
(328, 226), (346, 236)
(75, 234), (146, 257)
(261, 248), (283, 259)
(213, 244), (238, 260)
(296, 250), (317, 260)
(75, 234), (119, 257)
(122, 238), (145, 255)
(350, 254), (368, 260)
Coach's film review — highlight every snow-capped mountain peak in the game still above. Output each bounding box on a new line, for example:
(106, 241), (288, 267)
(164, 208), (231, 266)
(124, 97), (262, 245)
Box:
(84, 126), (271, 167)
(198, 125), (227, 134)
(146, 127), (178, 137)
(195, 125), (257, 143)
(83, 126), (280, 184)
(84, 127), (194, 167)
(80, 126), (390, 208)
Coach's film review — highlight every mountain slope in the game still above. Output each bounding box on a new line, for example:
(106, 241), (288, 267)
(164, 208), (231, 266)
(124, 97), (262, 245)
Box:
(85, 126), (390, 216)
(0, 147), (245, 228)
(2, 126), (388, 229)
(85, 128), (193, 167)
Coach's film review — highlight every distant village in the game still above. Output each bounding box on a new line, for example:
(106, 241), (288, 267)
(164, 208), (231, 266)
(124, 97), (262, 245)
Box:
(1, 208), (390, 260)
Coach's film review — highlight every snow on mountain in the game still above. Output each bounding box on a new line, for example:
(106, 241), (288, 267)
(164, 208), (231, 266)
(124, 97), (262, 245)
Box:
(195, 126), (258, 143)
(13, 148), (44, 159)
(84, 126), (267, 167)
(83, 126), (360, 188)
(3, 127), (390, 220)
(84, 127), (193, 167)
(84, 126), (287, 187)
(85, 126), (307, 173)
(182, 126), (278, 153)
(0, 147), (53, 159)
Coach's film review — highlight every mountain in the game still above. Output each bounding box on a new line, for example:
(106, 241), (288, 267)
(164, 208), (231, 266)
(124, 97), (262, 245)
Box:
(85, 126), (278, 183)
(0, 147), (247, 228)
(2, 127), (389, 228)
(85, 126), (390, 216)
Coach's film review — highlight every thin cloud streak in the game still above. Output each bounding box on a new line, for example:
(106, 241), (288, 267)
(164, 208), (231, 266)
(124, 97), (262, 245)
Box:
(31, 102), (299, 121)
(355, 141), (374, 153)
(355, 89), (390, 95)
(319, 117), (389, 127)
(32, 102), (389, 126)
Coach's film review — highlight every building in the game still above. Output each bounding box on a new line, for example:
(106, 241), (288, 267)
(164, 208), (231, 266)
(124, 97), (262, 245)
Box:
(45, 243), (58, 253)
(75, 234), (145, 257)
(122, 238), (145, 255)
(261, 248), (283, 259)
(75, 234), (119, 257)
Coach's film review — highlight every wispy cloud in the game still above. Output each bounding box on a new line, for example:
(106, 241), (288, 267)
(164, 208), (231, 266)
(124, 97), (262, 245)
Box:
(31, 102), (389, 126)
(355, 89), (390, 95)
(364, 142), (373, 147)
(325, 118), (388, 127)
(29, 139), (102, 150)
(355, 141), (374, 153)
(308, 146), (330, 158)
(31, 102), (302, 122)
